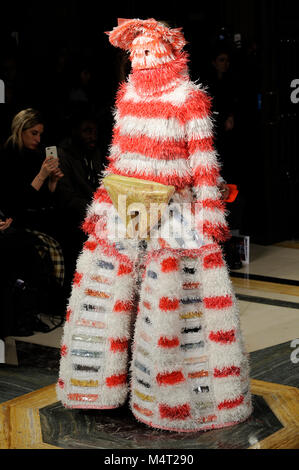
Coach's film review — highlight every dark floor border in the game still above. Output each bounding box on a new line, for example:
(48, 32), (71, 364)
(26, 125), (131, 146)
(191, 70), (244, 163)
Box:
(231, 272), (299, 287)
(236, 293), (299, 310)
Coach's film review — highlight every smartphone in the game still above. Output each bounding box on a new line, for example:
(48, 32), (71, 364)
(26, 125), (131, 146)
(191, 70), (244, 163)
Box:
(46, 146), (58, 159)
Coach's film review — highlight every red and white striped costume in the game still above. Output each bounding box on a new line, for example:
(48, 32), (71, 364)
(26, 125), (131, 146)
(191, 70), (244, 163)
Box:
(57, 18), (252, 432)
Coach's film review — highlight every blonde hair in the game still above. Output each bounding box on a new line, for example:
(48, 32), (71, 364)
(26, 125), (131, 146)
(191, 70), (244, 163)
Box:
(5, 108), (43, 150)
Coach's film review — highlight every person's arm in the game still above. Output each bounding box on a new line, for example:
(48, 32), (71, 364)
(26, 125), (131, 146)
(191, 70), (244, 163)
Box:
(31, 155), (60, 191)
(182, 86), (230, 244)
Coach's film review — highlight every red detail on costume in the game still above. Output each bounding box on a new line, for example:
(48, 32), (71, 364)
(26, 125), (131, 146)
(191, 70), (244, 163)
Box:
(113, 300), (133, 312)
(202, 198), (226, 211)
(203, 252), (224, 270)
(58, 379), (65, 388)
(218, 395), (244, 410)
(183, 282), (200, 290)
(156, 370), (185, 385)
(158, 238), (171, 249)
(133, 403), (153, 417)
(193, 165), (220, 187)
(204, 295), (233, 309)
(214, 366), (241, 378)
(209, 329), (236, 344)
(118, 98), (182, 122)
(66, 308), (72, 322)
(82, 214), (100, 236)
(202, 221), (231, 243)
(158, 336), (180, 348)
(73, 272), (83, 286)
(159, 297), (179, 311)
(130, 53), (188, 92)
(113, 127), (189, 160)
(117, 263), (133, 275)
(84, 240), (98, 251)
(188, 137), (215, 154)
(106, 373), (127, 387)
(161, 257), (179, 272)
(180, 89), (212, 123)
(61, 345), (68, 357)
(159, 403), (191, 420)
(94, 187), (112, 204)
(143, 301), (151, 310)
(110, 337), (129, 352)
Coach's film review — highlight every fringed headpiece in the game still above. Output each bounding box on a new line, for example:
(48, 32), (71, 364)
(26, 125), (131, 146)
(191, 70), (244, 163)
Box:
(106, 18), (187, 69)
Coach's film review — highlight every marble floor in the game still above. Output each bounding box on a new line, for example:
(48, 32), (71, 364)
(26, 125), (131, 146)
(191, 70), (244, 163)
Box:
(1, 242), (299, 450)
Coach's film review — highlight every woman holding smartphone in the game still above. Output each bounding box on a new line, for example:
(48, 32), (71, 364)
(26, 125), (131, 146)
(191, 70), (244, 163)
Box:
(0, 108), (65, 337)
(0, 108), (63, 234)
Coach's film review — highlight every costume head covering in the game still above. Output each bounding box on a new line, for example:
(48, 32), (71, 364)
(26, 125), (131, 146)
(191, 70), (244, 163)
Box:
(106, 18), (187, 69)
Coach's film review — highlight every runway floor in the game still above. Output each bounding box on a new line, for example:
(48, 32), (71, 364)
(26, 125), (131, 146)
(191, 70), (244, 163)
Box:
(1, 242), (299, 450)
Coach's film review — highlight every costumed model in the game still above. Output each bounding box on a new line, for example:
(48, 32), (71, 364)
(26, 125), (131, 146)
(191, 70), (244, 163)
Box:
(57, 18), (252, 432)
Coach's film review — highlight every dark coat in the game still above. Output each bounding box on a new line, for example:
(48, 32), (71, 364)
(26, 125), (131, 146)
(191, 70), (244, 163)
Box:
(55, 138), (104, 230)
(0, 142), (56, 234)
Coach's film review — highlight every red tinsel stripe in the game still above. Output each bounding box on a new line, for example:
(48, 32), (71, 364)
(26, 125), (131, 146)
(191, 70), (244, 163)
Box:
(58, 379), (64, 388)
(158, 336), (180, 348)
(179, 89), (212, 124)
(81, 214), (100, 236)
(60, 344), (68, 357)
(188, 137), (215, 154)
(133, 403), (153, 417)
(117, 263), (133, 275)
(159, 403), (191, 420)
(84, 240), (98, 251)
(201, 198), (226, 211)
(202, 221), (231, 243)
(113, 129), (189, 160)
(93, 187), (112, 204)
(73, 272), (83, 286)
(209, 329), (236, 344)
(159, 297), (180, 311)
(214, 366), (241, 378)
(106, 373), (127, 387)
(156, 370), (185, 386)
(117, 86), (211, 125)
(118, 99), (183, 122)
(203, 252), (224, 269)
(218, 395), (244, 410)
(110, 337), (129, 352)
(113, 300), (133, 312)
(66, 308), (72, 322)
(204, 295), (233, 309)
(161, 257), (179, 272)
(193, 165), (220, 186)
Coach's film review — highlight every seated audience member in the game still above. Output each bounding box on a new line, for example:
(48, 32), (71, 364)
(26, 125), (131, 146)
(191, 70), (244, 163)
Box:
(55, 111), (105, 297)
(0, 108), (65, 336)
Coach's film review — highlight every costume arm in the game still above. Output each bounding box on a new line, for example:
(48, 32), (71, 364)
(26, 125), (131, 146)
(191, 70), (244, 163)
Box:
(182, 87), (230, 244)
